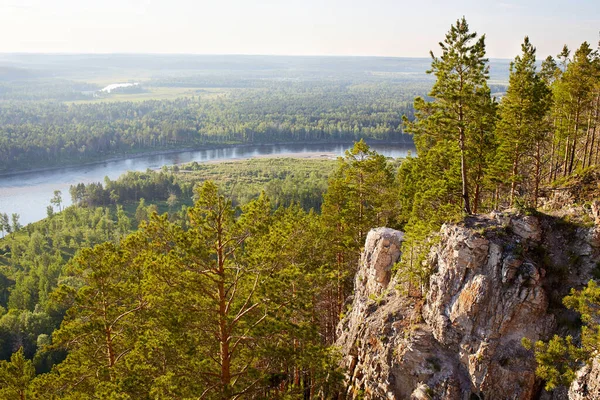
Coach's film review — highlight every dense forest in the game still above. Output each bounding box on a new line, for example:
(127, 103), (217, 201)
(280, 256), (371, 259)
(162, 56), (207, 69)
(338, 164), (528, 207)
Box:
(0, 145), (396, 398)
(0, 157), (339, 369)
(0, 86), (414, 172)
(0, 18), (599, 398)
(0, 55), (513, 173)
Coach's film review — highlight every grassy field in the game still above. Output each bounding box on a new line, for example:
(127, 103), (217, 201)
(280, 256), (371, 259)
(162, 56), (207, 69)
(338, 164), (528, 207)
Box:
(174, 157), (337, 184)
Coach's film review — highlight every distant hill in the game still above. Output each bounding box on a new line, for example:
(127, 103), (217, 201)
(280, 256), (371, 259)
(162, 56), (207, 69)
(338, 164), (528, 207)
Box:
(0, 66), (38, 81)
(0, 54), (512, 83)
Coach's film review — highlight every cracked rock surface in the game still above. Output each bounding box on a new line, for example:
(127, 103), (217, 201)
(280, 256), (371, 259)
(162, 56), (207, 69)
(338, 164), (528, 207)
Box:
(336, 212), (600, 399)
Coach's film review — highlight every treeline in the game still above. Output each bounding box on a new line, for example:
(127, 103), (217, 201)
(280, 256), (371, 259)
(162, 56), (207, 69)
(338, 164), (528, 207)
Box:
(69, 158), (338, 212)
(68, 172), (189, 209)
(0, 79), (99, 102)
(0, 85), (415, 172)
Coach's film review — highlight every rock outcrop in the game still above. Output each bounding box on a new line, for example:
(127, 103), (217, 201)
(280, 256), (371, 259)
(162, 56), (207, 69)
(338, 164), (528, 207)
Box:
(336, 227), (410, 399)
(359, 228), (404, 297)
(568, 357), (600, 400)
(422, 217), (553, 399)
(336, 212), (600, 400)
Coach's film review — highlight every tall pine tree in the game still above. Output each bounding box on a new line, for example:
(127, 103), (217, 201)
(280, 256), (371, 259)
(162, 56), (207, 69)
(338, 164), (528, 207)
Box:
(495, 36), (552, 207)
(405, 17), (490, 214)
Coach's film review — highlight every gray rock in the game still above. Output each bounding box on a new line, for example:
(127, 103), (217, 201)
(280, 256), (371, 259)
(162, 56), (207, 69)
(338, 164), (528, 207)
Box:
(361, 228), (404, 296)
(336, 213), (600, 400)
(568, 357), (600, 400)
(423, 222), (553, 399)
(510, 215), (542, 241)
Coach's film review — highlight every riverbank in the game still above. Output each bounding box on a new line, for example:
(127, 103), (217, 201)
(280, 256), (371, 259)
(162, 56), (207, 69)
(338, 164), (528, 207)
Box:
(200, 151), (338, 165)
(0, 146), (199, 178)
(0, 139), (414, 178)
(0, 142), (414, 227)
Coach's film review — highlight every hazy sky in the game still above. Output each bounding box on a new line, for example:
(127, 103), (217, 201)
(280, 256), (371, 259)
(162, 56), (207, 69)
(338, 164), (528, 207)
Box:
(0, 0), (598, 59)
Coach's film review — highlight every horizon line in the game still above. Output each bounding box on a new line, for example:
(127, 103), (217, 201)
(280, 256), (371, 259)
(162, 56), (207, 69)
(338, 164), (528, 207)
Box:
(0, 51), (514, 61)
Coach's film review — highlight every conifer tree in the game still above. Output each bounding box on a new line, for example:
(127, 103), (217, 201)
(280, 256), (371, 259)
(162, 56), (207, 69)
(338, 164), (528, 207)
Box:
(467, 83), (497, 212)
(553, 42), (597, 175)
(495, 37), (552, 206)
(320, 140), (395, 334)
(0, 347), (35, 400)
(405, 17), (490, 214)
(34, 238), (147, 397)
(526, 280), (600, 390)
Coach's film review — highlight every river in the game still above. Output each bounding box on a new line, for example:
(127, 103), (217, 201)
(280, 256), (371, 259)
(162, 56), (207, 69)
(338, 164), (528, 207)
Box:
(0, 142), (415, 227)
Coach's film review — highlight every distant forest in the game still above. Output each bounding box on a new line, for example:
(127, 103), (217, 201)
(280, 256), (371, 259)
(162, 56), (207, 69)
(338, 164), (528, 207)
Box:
(0, 87), (414, 172)
(0, 55), (510, 173)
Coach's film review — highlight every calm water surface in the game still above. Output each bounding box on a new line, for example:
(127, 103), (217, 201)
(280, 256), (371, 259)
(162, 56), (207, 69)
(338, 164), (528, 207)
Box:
(0, 142), (414, 226)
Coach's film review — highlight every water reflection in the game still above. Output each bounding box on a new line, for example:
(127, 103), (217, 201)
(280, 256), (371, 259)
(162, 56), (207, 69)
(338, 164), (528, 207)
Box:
(0, 142), (414, 226)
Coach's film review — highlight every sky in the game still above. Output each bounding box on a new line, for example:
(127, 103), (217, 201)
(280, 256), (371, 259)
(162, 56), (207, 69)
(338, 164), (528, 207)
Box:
(0, 0), (598, 59)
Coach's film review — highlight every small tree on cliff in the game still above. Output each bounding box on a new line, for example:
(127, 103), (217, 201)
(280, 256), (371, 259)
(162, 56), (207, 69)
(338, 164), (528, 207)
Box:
(524, 280), (600, 390)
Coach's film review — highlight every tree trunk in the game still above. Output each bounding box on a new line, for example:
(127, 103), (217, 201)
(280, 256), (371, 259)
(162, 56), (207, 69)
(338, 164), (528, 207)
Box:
(587, 94), (600, 168)
(582, 110), (593, 168)
(358, 170), (364, 245)
(534, 141), (542, 208)
(563, 135), (570, 177)
(568, 99), (582, 174)
(457, 70), (470, 215)
(510, 143), (520, 207)
(473, 138), (484, 214)
(217, 203), (231, 399)
(548, 132), (556, 183)
(459, 127), (471, 214)
(103, 300), (116, 381)
(473, 182), (480, 214)
(548, 117), (562, 183)
(494, 185), (500, 210)
(336, 250), (343, 338)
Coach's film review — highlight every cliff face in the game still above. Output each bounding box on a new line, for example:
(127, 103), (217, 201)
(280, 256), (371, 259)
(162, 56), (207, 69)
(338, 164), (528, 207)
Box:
(336, 211), (600, 400)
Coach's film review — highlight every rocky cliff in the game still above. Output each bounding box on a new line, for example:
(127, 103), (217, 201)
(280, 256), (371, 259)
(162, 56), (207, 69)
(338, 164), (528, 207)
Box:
(336, 210), (600, 399)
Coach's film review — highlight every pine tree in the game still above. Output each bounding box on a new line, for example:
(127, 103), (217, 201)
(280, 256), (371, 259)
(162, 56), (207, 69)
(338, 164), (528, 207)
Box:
(138, 183), (278, 398)
(405, 17), (490, 214)
(36, 238), (147, 397)
(553, 42), (597, 176)
(467, 83), (497, 212)
(495, 37), (552, 206)
(0, 347), (35, 400)
(526, 280), (600, 390)
(320, 140), (395, 338)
